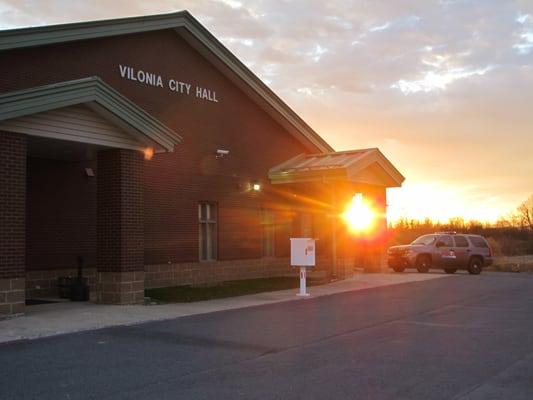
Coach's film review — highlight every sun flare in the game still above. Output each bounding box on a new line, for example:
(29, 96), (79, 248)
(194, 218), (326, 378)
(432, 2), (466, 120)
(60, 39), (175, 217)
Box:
(342, 194), (376, 234)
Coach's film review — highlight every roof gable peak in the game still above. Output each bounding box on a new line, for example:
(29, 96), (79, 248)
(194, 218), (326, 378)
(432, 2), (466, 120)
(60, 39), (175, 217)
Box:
(0, 11), (333, 153)
(0, 76), (182, 152)
(269, 148), (405, 187)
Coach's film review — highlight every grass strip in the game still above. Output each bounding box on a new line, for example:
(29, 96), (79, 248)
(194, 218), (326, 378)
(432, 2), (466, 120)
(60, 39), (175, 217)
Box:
(145, 276), (321, 303)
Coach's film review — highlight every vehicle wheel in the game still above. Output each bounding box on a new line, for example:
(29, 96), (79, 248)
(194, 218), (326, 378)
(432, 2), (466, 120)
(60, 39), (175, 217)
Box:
(392, 266), (405, 273)
(468, 257), (483, 275)
(444, 268), (457, 274)
(416, 255), (431, 273)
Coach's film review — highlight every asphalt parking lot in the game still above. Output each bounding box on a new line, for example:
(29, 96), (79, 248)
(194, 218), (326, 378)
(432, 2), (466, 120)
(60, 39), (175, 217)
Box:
(1, 271), (532, 400)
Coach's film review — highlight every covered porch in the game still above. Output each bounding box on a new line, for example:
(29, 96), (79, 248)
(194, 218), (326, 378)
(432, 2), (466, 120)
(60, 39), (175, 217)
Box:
(0, 78), (180, 317)
(269, 148), (405, 278)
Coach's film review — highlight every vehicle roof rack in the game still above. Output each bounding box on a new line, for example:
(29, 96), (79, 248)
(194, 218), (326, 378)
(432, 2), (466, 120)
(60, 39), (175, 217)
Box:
(434, 231), (457, 235)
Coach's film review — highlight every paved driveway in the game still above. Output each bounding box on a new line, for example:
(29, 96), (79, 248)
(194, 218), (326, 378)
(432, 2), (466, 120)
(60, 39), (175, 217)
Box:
(1, 272), (532, 399)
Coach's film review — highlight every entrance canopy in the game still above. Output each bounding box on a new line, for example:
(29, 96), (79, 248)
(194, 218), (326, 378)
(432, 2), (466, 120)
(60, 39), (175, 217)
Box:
(269, 148), (404, 187)
(0, 77), (182, 153)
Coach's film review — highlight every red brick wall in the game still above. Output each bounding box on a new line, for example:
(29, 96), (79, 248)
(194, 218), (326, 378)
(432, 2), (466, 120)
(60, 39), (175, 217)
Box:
(0, 132), (26, 279)
(97, 149), (144, 272)
(0, 29), (310, 268)
(26, 157), (97, 270)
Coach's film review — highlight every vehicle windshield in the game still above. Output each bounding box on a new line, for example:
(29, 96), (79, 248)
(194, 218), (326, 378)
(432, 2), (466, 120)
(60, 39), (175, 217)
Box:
(411, 235), (437, 246)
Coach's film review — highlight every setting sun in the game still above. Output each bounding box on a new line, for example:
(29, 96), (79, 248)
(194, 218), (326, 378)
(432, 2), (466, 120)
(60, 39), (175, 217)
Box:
(342, 194), (376, 234)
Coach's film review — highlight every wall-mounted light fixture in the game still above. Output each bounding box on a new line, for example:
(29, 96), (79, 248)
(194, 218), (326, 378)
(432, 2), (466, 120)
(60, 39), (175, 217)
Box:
(252, 182), (261, 191)
(216, 149), (229, 158)
(143, 147), (154, 161)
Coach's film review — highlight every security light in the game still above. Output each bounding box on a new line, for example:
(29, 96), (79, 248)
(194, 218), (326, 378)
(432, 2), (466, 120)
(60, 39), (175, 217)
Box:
(216, 149), (229, 158)
(252, 183), (261, 191)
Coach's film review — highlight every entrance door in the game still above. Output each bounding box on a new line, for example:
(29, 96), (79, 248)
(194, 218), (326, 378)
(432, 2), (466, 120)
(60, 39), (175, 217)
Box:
(434, 235), (455, 267)
(452, 235), (471, 267)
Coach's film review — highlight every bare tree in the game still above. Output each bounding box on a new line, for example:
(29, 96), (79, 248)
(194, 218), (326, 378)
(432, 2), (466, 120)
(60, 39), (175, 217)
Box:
(517, 195), (533, 230)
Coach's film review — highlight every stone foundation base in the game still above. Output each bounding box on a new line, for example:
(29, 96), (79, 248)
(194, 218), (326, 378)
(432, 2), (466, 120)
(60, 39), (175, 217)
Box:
(0, 278), (25, 317)
(143, 257), (348, 290)
(145, 258), (295, 289)
(97, 271), (145, 304)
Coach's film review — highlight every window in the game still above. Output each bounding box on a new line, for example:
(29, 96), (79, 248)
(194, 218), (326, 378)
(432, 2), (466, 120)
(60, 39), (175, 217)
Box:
(468, 236), (488, 248)
(438, 235), (454, 247)
(199, 202), (217, 261)
(412, 234), (437, 246)
(261, 209), (275, 257)
(454, 235), (469, 247)
(300, 212), (313, 237)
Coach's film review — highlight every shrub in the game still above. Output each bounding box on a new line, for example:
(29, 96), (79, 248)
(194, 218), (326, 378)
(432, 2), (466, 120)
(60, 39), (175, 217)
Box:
(486, 237), (502, 256)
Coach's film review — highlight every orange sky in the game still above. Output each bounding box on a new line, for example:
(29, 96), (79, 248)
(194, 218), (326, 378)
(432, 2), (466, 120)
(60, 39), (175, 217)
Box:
(1, 0), (532, 223)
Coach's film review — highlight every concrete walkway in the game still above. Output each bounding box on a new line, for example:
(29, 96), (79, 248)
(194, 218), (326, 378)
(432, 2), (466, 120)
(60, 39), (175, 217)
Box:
(0, 272), (449, 344)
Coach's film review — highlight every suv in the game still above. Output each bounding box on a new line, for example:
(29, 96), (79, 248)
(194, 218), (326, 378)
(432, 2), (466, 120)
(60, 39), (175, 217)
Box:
(387, 232), (493, 275)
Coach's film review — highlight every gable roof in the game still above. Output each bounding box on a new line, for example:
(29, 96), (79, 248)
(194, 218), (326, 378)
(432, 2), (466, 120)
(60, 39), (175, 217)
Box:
(0, 11), (333, 153)
(269, 148), (405, 187)
(0, 77), (181, 152)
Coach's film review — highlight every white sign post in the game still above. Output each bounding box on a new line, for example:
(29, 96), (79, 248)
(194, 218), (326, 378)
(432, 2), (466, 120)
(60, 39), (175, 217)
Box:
(298, 267), (308, 297)
(290, 238), (316, 297)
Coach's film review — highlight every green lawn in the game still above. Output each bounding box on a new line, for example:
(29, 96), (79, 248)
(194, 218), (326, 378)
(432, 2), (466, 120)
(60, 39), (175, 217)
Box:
(145, 276), (321, 303)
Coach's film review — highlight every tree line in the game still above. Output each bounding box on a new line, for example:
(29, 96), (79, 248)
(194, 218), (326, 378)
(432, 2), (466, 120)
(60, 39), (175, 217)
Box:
(389, 194), (533, 256)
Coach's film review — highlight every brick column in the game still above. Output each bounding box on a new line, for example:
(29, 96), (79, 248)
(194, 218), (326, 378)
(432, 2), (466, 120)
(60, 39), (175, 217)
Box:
(97, 149), (144, 304)
(0, 132), (27, 317)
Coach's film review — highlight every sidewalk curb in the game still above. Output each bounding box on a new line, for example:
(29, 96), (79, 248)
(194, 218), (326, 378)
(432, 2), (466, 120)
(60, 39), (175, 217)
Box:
(0, 273), (449, 345)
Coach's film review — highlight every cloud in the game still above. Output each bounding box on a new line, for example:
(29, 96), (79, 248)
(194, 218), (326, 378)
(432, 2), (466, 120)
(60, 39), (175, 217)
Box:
(0, 0), (532, 221)
(513, 31), (533, 54)
(369, 22), (391, 32)
(391, 65), (494, 94)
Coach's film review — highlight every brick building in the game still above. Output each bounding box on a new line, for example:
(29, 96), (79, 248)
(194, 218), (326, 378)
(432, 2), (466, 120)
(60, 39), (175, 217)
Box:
(0, 11), (404, 317)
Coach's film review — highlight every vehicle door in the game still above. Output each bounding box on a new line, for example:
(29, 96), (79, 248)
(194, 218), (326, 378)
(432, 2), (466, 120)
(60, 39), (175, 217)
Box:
(434, 235), (455, 267)
(452, 235), (470, 267)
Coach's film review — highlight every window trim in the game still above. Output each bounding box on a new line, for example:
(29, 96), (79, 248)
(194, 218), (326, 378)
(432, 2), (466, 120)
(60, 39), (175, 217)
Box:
(198, 202), (218, 262)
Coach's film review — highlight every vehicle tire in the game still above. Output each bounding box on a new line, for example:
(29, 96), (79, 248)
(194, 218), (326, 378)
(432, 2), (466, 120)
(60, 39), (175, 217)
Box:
(416, 255), (431, 273)
(392, 266), (405, 273)
(468, 257), (483, 275)
(444, 268), (457, 274)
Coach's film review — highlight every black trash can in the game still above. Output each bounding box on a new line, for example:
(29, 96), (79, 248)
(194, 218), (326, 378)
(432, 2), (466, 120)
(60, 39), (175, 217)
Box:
(57, 276), (73, 299)
(69, 255), (90, 301)
(70, 277), (90, 301)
